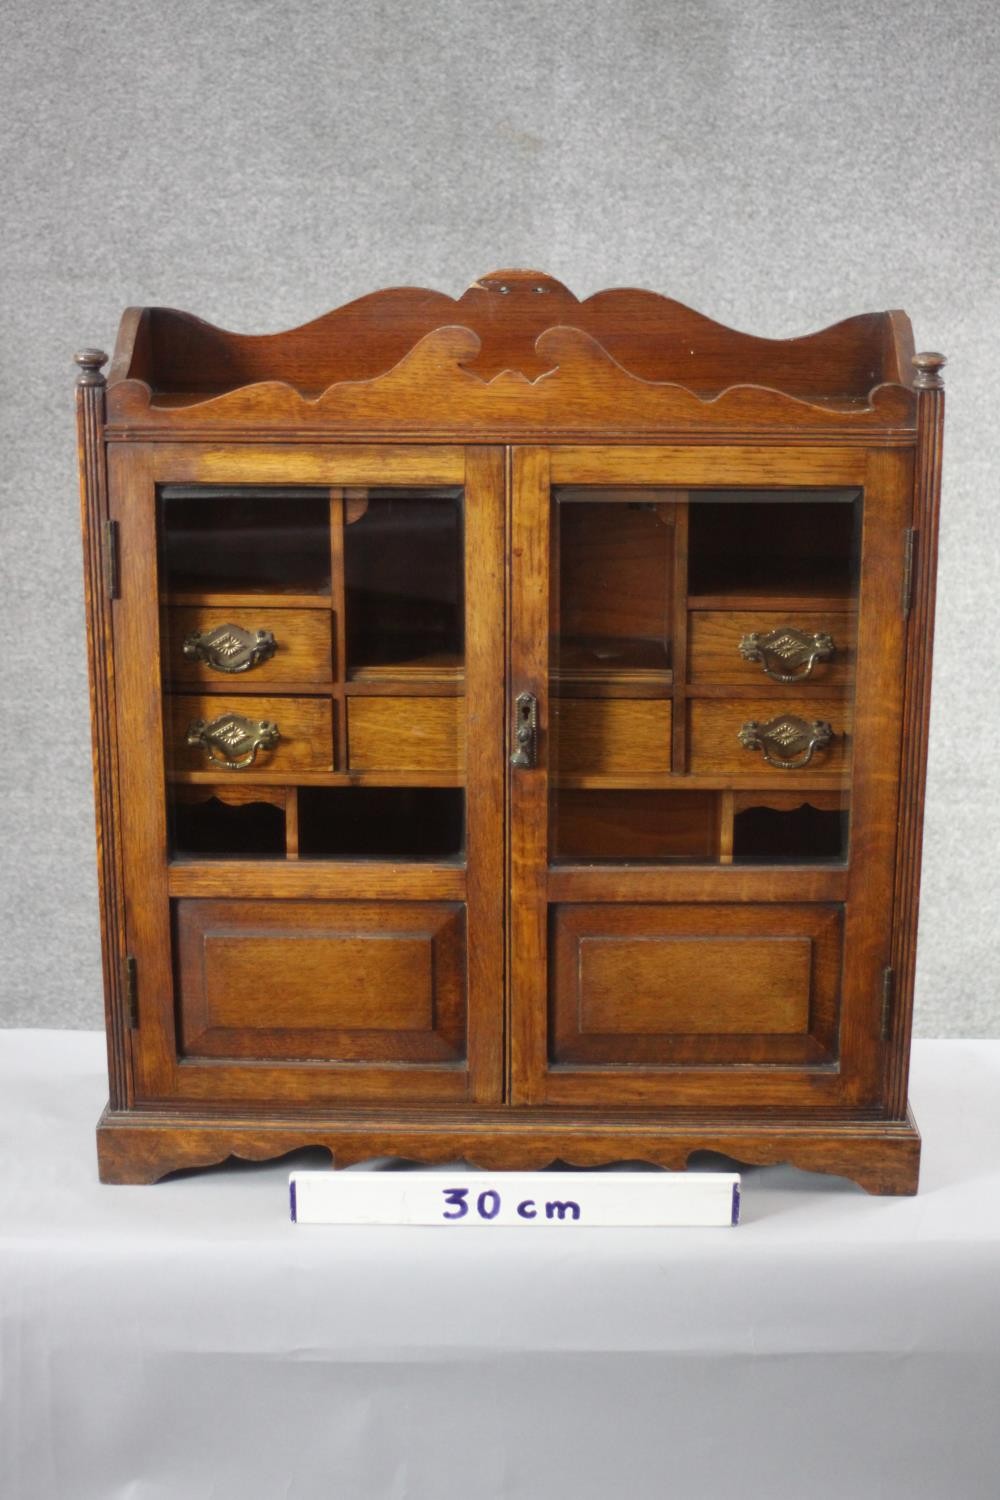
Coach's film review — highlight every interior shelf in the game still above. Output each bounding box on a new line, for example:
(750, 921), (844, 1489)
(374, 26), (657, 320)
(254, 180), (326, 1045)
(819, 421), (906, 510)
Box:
(686, 587), (857, 612)
(683, 681), (847, 700)
(554, 636), (672, 676)
(164, 678), (337, 695)
(555, 772), (850, 791)
(348, 651), (465, 685)
(550, 786), (849, 866)
(168, 784), (466, 862)
(168, 769), (466, 787)
(161, 590), (333, 609)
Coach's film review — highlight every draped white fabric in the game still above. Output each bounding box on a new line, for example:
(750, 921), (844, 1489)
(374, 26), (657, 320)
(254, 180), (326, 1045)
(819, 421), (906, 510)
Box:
(2, 1031), (998, 1500)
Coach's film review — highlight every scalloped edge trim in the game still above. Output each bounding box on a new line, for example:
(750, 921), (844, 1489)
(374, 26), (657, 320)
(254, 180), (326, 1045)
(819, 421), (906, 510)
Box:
(107, 324), (916, 427)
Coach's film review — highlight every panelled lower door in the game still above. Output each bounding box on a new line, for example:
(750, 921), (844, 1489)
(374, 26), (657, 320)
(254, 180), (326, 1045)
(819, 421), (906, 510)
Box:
(111, 443), (505, 1107)
(508, 444), (912, 1112)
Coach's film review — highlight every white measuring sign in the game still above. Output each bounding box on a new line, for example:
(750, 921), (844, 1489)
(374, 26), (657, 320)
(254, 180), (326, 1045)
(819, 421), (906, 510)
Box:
(289, 1170), (741, 1228)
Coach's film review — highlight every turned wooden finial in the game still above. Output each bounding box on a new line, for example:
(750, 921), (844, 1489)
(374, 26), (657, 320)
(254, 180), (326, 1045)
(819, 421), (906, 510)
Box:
(912, 351), (946, 390)
(74, 348), (109, 387)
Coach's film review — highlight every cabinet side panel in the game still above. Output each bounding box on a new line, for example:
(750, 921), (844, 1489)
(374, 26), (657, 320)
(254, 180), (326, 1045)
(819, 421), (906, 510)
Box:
(889, 373), (945, 1116)
(76, 360), (131, 1108)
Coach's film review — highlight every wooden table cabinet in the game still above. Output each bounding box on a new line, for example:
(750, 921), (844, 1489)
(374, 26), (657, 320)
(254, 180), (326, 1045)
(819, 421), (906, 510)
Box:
(76, 270), (944, 1191)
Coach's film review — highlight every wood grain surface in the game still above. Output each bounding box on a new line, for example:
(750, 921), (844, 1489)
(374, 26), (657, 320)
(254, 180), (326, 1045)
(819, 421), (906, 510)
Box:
(79, 278), (940, 1194)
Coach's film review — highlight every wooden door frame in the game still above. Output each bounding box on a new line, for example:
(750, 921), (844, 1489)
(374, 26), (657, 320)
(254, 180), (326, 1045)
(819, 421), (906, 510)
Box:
(507, 443), (913, 1112)
(110, 441), (505, 1107)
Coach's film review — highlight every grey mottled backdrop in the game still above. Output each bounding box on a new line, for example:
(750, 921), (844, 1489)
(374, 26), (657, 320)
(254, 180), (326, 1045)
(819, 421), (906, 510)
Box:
(1, 0), (998, 1031)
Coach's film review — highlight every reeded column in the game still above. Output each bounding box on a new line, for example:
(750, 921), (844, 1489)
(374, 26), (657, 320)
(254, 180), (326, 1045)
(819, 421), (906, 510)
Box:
(887, 351), (945, 1116)
(76, 348), (131, 1111)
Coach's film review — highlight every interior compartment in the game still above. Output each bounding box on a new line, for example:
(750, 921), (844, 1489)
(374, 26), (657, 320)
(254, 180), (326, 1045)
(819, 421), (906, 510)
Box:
(687, 491), (860, 602)
(159, 486), (331, 595)
(553, 699), (672, 776)
(345, 490), (464, 674)
(733, 800), (848, 862)
(297, 787), (465, 860)
(552, 789), (717, 863)
(553, 494), (674, 676)
(168, 789), (286, 859)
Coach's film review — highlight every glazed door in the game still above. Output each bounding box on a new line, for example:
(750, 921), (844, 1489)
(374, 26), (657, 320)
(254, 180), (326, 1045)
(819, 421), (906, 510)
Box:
(508, 444), (912, 1112)
(111, 443), (504, 1108)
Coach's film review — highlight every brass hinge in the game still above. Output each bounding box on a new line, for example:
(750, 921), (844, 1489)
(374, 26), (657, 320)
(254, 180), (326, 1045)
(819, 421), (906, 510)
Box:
(103, 519), (120, 600)
(124, 954), (138, 1029)
(901, 528), (916, 618)
(880, 966), (895, 1041)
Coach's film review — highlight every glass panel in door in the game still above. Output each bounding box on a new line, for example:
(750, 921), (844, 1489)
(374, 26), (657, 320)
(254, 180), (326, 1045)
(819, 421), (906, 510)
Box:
(549, 486), (860, 867)
(159, 484), (466, 863)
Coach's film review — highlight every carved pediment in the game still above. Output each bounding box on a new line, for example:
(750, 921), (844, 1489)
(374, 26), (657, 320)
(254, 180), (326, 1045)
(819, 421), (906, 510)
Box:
(104, 269), (919, 438)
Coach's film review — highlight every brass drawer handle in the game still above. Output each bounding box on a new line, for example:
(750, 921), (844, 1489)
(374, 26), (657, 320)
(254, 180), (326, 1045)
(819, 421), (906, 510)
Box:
(739, 626), (835, 683)
(185, 712), (280, 770)
(738, 714), (833, 770)
(182, 624), (277, 674)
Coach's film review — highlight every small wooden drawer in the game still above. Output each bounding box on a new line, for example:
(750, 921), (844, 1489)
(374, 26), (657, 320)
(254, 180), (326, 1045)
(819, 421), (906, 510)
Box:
(168, 695), (334, 773)
(165, 607), (333, 687)
(689, 697), (850, 775)
(348, 697), (466, 773)
(553, 699), (672, 775)
(689, 611), (856, 687)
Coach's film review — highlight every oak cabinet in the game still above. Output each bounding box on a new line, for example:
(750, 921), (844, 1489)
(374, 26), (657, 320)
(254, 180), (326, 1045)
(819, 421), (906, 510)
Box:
(77, 270), (944, 1191)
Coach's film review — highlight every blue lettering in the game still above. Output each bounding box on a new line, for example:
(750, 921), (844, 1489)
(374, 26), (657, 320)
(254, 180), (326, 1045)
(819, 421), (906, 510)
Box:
(545, 1199), (581, 1221)
(477, 1189), (501, 1221)
(516, 1198), (537, 1219)
(442, 1187), (469, 1220)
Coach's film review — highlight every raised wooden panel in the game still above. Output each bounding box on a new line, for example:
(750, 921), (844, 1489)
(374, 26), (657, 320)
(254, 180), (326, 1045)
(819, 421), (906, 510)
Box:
(165, 607), (333, 687)
(175, 899), (465, 1062)
(550, 903), (842, 1069)
(553, 699), (672, 775)
(688, 697), (851, 775)
(168, 694), (334, 773)
(203, 936), (433, 1031)
(348, 696), (465, 773)
(689, 611), (856, 687)
(578, 937), (812, 1034)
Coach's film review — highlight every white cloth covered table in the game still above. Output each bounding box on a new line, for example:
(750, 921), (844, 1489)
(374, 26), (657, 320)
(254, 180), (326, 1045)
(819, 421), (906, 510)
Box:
(2, 1030), (999, 1500)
